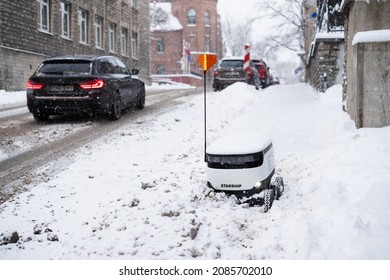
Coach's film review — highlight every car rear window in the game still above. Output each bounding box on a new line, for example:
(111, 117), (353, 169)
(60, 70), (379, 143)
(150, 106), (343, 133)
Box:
(219, 60), (243, 68)
(37, 60), (92, 75)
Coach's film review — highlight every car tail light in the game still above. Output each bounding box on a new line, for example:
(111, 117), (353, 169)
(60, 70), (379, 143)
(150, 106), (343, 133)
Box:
(80, 80), (105, 89)
(27, 80), (45, 90)
(246, 69), (253, 77)
(213, 69), (219, 77)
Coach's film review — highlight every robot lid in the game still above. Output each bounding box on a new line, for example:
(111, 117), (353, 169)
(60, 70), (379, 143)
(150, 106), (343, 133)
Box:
(206, 132), (272, 156)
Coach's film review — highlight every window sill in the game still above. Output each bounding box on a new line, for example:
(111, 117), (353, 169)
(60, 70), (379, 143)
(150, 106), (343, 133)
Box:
(38, 29), (53, 36)
(61, 36), (73, 41)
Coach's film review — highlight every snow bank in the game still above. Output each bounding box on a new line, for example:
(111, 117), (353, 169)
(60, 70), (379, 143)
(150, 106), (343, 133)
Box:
(0, 90), (26, 108)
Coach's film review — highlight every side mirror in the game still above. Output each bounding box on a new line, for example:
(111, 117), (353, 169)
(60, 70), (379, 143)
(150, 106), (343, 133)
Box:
(131, 69), (139, 75)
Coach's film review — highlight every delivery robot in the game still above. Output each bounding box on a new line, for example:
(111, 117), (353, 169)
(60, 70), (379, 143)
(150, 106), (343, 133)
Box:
(205, 132), (284, 212)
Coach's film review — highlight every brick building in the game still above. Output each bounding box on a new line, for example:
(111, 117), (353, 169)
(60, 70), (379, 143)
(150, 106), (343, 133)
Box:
(149, 0), (223, 86)
(341, 0), (390, 128)
(0, 0), (150, 91)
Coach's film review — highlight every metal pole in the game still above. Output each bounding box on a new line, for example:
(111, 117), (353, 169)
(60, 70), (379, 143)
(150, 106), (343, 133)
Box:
(204, 70), (207, 162)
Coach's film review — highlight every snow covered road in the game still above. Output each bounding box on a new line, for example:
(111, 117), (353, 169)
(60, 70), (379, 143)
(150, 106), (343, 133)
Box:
(0, 88), (199, 200)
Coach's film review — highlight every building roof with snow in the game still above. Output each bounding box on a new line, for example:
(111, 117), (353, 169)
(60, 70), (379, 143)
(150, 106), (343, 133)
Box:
(150, 2), (183, 32)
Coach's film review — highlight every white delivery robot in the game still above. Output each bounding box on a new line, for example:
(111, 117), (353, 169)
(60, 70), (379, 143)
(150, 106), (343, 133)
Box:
(198, 53), (283, 212)
(205, 132), (284, 212)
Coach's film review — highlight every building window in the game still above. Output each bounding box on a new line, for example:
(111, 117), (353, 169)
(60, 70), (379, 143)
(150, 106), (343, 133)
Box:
(187, 8), (196, 25)
(131, 31), (138, 59)
(131, 0), (138, 8)
(156, 37), (164, 53)
(204, 11), (210, 26)
(109, 22), (117, 52)
(121, 28), (128, 56)
(60, 1), (70, 38)
(78, 9), (88, 44)
(205, 35), (210, 52)
(156, 65), (166, 74)
(95, 16), (103, 49)
(37, 0), (50, 32)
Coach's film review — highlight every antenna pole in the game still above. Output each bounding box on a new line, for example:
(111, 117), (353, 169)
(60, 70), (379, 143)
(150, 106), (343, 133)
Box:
(197, 53), (217, 162)
(203, 70), (207, 162)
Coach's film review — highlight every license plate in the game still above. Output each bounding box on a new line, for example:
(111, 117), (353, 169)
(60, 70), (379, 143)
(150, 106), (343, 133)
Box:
(51, 85), (74, 91)
(225, 72), (239, 76)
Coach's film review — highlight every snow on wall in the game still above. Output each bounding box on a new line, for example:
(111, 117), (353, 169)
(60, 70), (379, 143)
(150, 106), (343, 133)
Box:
(315, 31), (345, 40)
(352, 29), (390, 45)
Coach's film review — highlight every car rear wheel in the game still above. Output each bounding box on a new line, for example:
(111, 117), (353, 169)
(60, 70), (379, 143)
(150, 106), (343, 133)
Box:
(108, 92), (122, 120)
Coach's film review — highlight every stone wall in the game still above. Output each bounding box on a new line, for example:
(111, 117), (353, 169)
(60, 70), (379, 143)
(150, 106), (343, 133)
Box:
(344, 0), (390, 128)
(306, 40), (344, 92)
(350, 42), (390, 127)
(307, 40), (344, 92)
(0, 48), (49, 91)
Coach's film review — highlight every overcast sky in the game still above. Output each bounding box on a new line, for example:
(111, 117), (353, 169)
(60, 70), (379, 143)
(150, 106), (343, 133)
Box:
(217, 0), (260, 21)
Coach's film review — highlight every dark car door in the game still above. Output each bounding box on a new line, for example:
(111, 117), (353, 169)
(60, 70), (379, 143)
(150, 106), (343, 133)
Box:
(113, 58), (135, 104)
(114, 60), (144, 103)
(99, 58), (131, 105)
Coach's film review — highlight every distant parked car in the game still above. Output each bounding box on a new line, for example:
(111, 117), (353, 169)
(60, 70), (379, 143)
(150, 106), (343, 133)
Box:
(212, 57), (260, 91)
(251, 59), (270, 89)
(269, 70), (280, 85)
(268, 74), (280, 85)
(26, 55), (145, 121)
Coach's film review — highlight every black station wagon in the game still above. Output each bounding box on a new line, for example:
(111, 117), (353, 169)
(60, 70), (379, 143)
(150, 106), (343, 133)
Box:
(26, 55), (145, 121)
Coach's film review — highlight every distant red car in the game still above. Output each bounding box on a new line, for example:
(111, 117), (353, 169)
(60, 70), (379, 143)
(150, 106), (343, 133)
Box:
(252, 59), (270, 89)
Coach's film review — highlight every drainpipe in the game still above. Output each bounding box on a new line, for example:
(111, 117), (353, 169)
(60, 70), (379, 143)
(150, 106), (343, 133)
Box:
(357, 43), (364, 128)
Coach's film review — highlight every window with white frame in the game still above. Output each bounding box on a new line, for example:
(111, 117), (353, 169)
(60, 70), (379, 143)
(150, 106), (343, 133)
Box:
(156, 64), (166, 74)
(109, 22), (117, 52)
(37, 0), (50, 32)
(131, 31), (138, 59)
(204, 11), (210, 26)
(95, 16), (103, 49)
(204, 35), (210, 52)
(156, 37), (164, 53)
(78, 9), (88, 44)
(187, 8), (196, 25)
(60, 1), (70, 38)
(121, 28), (128, 56)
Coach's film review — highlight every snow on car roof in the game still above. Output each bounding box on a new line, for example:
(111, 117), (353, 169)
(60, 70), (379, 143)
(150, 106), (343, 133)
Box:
(206, 133), (272, 155)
